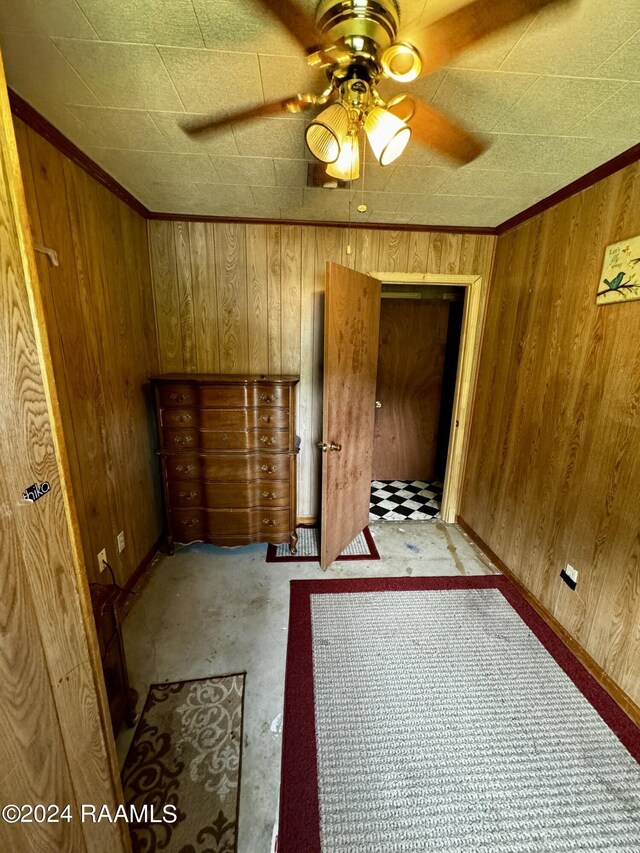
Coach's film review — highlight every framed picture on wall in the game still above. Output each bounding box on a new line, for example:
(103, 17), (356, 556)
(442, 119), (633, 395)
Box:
(596, 235), (640, 305)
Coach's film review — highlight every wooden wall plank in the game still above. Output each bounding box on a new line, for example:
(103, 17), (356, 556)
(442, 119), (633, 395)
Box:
(281, 224), (302, 374)
(267, 224), (282, 374)
(149, 221), (182, 372)
(214, 222), (249, 372)
(246, 223), (269, 373)
(461, 158), (640, 707)
(174, 220), (196, 371)
(189, 220), (220, 372)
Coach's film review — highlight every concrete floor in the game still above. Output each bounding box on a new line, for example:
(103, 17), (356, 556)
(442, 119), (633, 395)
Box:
(116, 521), (496, 853)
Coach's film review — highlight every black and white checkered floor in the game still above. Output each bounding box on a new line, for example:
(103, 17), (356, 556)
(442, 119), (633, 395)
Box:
(369, 480), (443, 521)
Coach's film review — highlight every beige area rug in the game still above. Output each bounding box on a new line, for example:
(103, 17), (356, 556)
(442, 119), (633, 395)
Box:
(122, 674), (245, 853)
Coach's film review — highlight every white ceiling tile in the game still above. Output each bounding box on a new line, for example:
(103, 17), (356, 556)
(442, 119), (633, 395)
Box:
(67, 105), (170, 150)
(211, 155), (276, 186)
(52, 105), (103, 148)
(0, 0), (97, 39)
(191, 0), (313, 55)
(149, 110), (239, 155)
(383, 165), (452, 194)
(251, 186), (303, 209)
(466, 133), (636, 176)
(233, 117), (308, 159)
(159, 46), (262, 114)
(194, 182), (255, 207)
(436, 168), (567, 198)
(86, 147), (164, 184)
(499, 0), (640, 76)
(54, 39), (184, 110)
(451, 20), (533, 71)
(274, 159), (309, 187)
(0, 32), (100, 108)
(145, 151), (219, 182)
(258, 54), (326, 104)
(594, 32), (640, 82)
(77, 0), (205, 47)
(570, 83), (640, 139)
(495, 76), (625, 136)
(431, 69), (537, 132)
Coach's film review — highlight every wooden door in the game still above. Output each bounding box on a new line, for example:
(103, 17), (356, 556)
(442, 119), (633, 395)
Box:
(372, 299), (449, 480)
(320, 263), (381, 569)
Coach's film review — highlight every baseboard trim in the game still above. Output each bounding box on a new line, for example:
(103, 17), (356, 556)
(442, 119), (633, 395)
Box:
(297, 516), (318, 525)
(119, 535), (163, 619)
(457, 516), (640, 729)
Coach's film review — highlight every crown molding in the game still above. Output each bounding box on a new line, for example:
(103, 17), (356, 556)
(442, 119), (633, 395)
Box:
(9, 89), (639, 238)
(496, 141), (640, 235)
(145, 209), (497, 234)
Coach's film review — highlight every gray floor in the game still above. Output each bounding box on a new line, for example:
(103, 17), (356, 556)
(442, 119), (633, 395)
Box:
(116, 521), (496, 853)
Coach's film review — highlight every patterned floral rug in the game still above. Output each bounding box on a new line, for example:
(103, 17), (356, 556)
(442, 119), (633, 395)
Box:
(122, 674), (245, 853)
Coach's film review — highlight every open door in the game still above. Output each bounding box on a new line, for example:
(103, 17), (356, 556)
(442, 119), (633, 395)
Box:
(320, 263), (381, 569)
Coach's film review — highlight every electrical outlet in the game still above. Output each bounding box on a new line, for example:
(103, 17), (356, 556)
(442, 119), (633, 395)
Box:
(565, 564), (578, 584)
(97, 547), (108, 574)
(560, 563), (578, 590)
(117, 530), (125, 553)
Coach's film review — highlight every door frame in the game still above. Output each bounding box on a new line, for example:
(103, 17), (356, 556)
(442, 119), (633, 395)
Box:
(369, 272), (486, 523)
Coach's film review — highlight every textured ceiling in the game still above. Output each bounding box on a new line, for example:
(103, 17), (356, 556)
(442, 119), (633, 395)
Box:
(1, 0), (639, 227)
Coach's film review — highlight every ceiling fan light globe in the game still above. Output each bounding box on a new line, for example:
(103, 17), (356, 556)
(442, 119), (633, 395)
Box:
(326, 134), (360, 181)
(365, 106), (411, 166)
(306, 102), (350, 163)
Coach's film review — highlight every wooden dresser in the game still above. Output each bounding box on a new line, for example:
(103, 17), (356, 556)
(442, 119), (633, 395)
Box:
(152, 374), (300, 554)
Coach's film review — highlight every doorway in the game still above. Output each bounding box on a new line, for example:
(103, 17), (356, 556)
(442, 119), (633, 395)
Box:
(319, 265), (486, 568)
(369, 284), (464, 523)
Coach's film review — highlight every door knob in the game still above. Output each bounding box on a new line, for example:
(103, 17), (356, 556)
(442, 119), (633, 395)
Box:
(375, 400), (382, 408)
(317, 441), (342, 452)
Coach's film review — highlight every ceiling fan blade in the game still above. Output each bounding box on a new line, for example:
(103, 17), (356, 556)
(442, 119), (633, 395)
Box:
(402, 0), (568, 76)
(252, 0), (324, 52)
(402, 99), (487, 165)
(182, 96), (315, 137)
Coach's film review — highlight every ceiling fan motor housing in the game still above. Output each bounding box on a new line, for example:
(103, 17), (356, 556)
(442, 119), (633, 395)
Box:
(316, 0), (400, 57)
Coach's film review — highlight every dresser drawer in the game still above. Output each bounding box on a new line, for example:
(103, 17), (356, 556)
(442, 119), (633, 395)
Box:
(159, 384), (197, 408)
(165, 455), (201, 480)
(162, 429), (198, 451)
(170, 479), (290, 509)
(200, 453), (290, 482)
(199, 385), (288, 409)
(200, 429), (290, 452)
(199, 408), (289, 431)
(161, 408), (199, 428)
(171, 507), (290, 540)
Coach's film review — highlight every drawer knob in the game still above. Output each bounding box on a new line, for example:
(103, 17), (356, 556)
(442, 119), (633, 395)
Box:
(259, 393), (276, 403)
(169, 392), (188, 402)
(262, 491), (277, 500)
(178, 490), (198, 499)
(261, 464), (279, 474)
(181, 517), (199, 528)
(260, 435), (276, 445)
(177, 413), (193, 423)
(261, 415), (273, 423)
(174, 434), (194, 446)
(262, 518), (278, 526)
(175, 464), (195, 474)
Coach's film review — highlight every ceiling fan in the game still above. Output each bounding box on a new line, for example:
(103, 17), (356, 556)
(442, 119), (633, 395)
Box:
(183, 0), (566, 180)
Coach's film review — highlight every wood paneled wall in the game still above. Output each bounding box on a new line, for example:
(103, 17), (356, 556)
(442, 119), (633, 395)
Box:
(148, 222), (496, 516)
(461, 158), (640, 707)
(14, 117), (162, 585)
(0, 58), (127, 852)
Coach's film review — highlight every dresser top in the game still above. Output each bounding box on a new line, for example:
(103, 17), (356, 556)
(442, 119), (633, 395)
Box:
(151, 373), (299, 386)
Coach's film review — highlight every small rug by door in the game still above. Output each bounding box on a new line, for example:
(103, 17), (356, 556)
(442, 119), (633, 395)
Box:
(266, 525), (380, 563)
(122, 673), (245, 853)
(278, 577), (640, 853)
